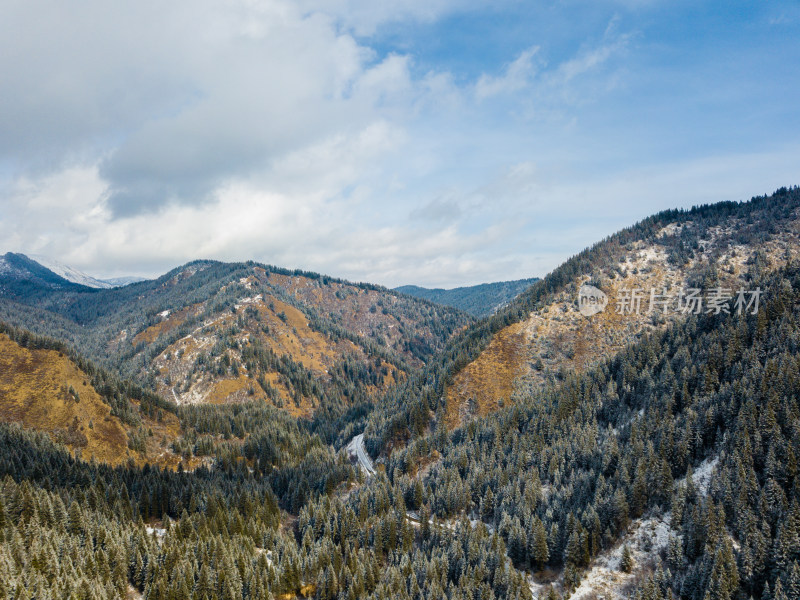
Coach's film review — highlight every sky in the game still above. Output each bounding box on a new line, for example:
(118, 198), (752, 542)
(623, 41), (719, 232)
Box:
(1, 0), (799, 288)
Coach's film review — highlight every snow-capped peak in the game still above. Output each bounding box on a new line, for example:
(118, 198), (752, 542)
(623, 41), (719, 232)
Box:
(28, 254), (113, 289)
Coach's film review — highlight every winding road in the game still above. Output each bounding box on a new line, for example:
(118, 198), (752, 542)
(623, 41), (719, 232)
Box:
(346, 433), (375, 476)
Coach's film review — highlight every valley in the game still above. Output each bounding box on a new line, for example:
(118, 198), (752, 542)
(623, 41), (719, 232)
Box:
(1, 187), (799, 600)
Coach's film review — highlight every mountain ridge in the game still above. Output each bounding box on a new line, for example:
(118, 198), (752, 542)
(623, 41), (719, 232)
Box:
(28, 254), (115, 289)
(0, 256), (474, 440)
(394, 277), (540, 317)
(363, 186), (800, 450)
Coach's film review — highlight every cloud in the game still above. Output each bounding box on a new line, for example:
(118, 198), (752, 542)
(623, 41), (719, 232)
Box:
(409, 196), (462, 222)
(0, 0), (428, 218)
(475, 46), (540, 100)
(8, 141), (796, 289)
(295, 0), (480, 36)
(2, 1), (798, 288)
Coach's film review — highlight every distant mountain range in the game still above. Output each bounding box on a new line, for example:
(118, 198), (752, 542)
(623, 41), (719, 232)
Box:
(395, 278), (540, 317)
(0, 252), (148, 289)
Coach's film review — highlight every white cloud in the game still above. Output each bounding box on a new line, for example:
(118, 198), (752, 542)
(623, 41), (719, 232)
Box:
(2, 2), (797, 289)
(295, 0), (479, 36)
(475, 47), (540, 100)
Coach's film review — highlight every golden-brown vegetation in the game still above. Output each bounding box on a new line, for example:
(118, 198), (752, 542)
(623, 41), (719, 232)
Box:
(0, 333), (133, 464)
(445, 217), (800, 427)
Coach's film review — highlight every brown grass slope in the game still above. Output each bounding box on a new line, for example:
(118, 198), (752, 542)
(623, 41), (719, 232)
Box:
(0, 332), (189, 469)
(445, 200), (800, 427)
(0, 333), (133, 465)
(130, 267), (440, 412)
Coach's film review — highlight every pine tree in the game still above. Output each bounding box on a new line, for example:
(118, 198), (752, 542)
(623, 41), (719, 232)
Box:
(532, 517), (549, 570)
(772, 579), (787, 600)
(785, 561), (800, 600)
(620, 545), (634, 573)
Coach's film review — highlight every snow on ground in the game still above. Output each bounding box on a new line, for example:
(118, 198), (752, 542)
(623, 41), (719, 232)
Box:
(690, 456), (718, 496)
(560, 512), (672, 600)
(534, 457), (719, 598)
(29, 254), (113, 288)
(657, 223), (682, 238)
(146, 526), (167, 538)
(234, 294), (262, 309)
(255, 548), (274, 566)
(528, 577), (549, 599)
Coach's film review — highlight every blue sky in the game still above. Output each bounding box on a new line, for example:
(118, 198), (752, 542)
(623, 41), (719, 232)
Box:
(1, 0), (798, 287)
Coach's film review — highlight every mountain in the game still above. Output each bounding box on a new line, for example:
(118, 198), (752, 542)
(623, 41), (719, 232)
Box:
(0, 252), (90, 296)
(379, 257), (800, 600)
(0, 321), (186, 469)
(395, 277), (540, 317)
(356, 185), (800, 598)
(1, 252), (147, 289)
(101, 275), (149, 287)
(28, 254), (114, 288)
(0, 251), (147, 292)
(1, 187), (799, 600)
(366, 187), (800, 440)
(0, 258), (473, 442)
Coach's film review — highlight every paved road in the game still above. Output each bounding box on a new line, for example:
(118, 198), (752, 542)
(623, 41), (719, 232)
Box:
(347, 433), (375, 476)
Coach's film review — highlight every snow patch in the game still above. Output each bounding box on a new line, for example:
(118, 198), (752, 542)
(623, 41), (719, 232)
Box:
(29, 254), (112, 288)
(569, 512), (671, 600)
(234, 294), (263, 310)
(255, 548), (273, 566)
(146, 526), (167, 538)
(690, 456), (718, 496)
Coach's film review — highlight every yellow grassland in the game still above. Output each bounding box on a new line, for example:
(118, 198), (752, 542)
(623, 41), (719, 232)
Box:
(445, 220), (800, 428)
(0, 333), (133, 465)
(132, 304), (202, 345)
(0, 334), (193, 469)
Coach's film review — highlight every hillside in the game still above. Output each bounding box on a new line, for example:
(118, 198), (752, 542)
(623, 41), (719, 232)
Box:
(0, 252), (87, 294)
(382, 258), (800, 600)
(1, 188), (799, 600)
(0, 259), (473, 429)
(362, 188), (800, 437)
(0, 324), (188, 469)
(395, 278), (539, 317)
(442, 193), (800, 428)
(28, 254), (115, 289)
(0, 332), (132, 464)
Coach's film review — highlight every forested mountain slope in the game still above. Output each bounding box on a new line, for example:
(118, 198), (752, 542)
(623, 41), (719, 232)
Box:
(444, 189), (800, 428)
(395, 278), (540, 317)
(380, 256), (800, 599)
(27, 254), (116, 289)
(0, 252), (88, 294)
(362, 187), (800, 452)
(0, 260), (472, 426)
